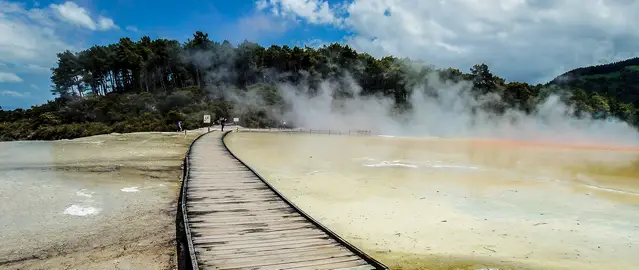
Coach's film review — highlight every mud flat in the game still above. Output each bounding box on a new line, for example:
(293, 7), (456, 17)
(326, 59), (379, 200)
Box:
(0, 130), (204, 269)
(225, 132), (639, 270)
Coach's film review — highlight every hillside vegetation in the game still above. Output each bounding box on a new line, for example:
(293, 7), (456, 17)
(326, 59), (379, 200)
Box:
(1, 31), (637, 141)
(549, 57), (639, 107)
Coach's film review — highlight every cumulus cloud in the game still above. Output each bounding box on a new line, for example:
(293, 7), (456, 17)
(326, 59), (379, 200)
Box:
(0, 1), (72, 66)
(0, 72), (22, 83)
(257, 0), (639, 83)
(97, 16), (117, 30)
(257, 0), (343, 26)
(50, 1), (118, 31)
(0, 0), (119, 108)
(0, 0), (119, 70)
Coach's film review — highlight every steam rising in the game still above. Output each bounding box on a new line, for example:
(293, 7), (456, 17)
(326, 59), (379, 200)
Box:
(188, 47), (639, 147)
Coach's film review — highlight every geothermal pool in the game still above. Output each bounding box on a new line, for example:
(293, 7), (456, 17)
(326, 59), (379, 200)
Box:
(225, 132), (639, 270)
(0, 131), (200, 269)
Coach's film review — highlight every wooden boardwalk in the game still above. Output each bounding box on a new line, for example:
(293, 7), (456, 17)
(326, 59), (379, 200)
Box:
(183, 131), (387, 270)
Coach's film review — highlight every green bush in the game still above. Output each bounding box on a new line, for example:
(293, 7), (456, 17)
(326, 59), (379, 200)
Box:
(84, 122), (113, 136)
(0, 86), (279, 141)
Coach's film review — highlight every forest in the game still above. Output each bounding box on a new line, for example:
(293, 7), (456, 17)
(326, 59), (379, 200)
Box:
(0, 31), (637, 141)
(549, 57), (639, 105)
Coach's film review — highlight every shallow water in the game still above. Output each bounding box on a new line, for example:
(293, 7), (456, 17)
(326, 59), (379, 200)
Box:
(0, 132), (199, 263)
(225, 132), (639, 270)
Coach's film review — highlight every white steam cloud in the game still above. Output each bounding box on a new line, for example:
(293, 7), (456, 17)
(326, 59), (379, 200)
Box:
(187, 47), (639, 148)
(276, 73), (638, 147)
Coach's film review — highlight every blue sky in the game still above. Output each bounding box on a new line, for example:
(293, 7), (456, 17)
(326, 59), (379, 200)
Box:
(0, 0), (351, 109)
(1, 0), (637, 109)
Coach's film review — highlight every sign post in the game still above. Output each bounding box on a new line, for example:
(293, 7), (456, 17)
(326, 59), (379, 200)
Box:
(233, 118), (239, 131)
(203, 114), (211, 132)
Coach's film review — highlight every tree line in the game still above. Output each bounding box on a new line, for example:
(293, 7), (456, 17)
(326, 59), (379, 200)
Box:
(550, 57), (639, 107)
(0, 31), (637, 141)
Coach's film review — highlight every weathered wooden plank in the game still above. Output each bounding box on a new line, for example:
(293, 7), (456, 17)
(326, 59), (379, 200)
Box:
(199, 241), (343, 258)
(195, 238), (335, 254)
(190, 227), (322, 240)
(195, 233), (335, 248)
(189, 222), (314, 233)
(207, 249), (355, 266)
(187, 186), (272, 191)
(190, 219), (309, 230)
(187, 193), (280, 200)
(331, 265), (377, 270)
(188, 183), (268, 189)
(282, 260), (372, 270)
(187, 200), (288, 208)
(191, 227), (325, 242)
(186, 197), (281, 205)
(206, 254), (361, 270)
(187, 179), (257, 184)
(204, 243), (346, 259)
(187, 208), (298, 219)
(187, 189), (274, 195)
(187, 206), (293, 214)
(189, 215), (306, 226)
(187, 204), (291, 212)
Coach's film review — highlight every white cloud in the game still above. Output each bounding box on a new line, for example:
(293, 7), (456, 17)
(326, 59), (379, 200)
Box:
(97, 16), (117, 30)
(23, 63), (51, 74)
(0, 1), (72, 66)
(0, 90), (28, 97)
(0, 0), (119, 108)
(125, 25), (139, 32)
(257, 0), (342, 26)
(257, 0), (639, 83)
(222, 12), (290, 43)
(0, 1), (118, 76)
(50, 1), (118, 31)
(0, 72), (22, 83)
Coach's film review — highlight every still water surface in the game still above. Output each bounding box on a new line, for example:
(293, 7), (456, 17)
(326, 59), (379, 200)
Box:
(226, 132), (639, 270)
(0, 133), (194, 263)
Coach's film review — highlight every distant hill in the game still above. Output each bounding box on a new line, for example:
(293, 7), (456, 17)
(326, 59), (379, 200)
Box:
(548, 57), (639, 106)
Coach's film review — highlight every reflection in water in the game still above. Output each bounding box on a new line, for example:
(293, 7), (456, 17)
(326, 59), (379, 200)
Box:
(0, 132), (198, 264)
(226, 132), (639, 270)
